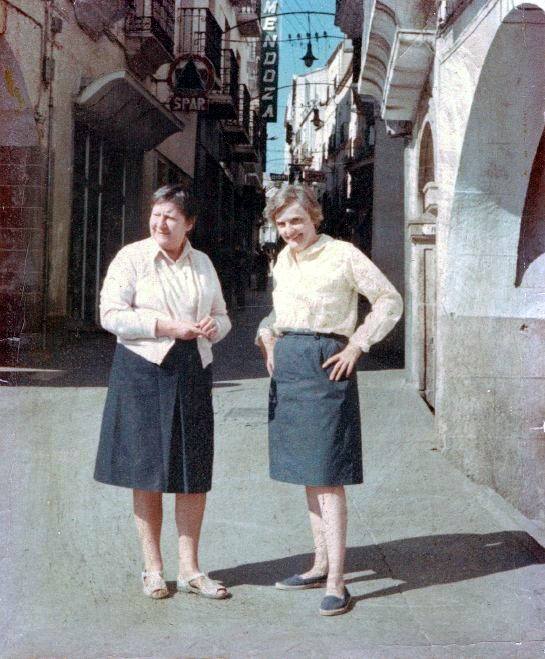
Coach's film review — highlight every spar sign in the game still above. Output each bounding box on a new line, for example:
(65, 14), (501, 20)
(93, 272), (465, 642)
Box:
(260, 0), (279, 123)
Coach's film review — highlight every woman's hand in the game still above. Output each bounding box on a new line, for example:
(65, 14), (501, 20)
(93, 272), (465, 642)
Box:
(196, 315), (218, 340)
(322, 343), (362, 381)
(260, 334), (277, 377)
(156, 319), (206, 341)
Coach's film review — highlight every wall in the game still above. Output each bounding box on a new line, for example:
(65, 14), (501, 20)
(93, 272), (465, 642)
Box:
(435, 1), (545, 521)
(371, 118), (405, 356)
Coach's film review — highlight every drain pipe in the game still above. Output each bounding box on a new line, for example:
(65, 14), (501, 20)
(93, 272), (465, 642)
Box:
(41, 0), (54, 351)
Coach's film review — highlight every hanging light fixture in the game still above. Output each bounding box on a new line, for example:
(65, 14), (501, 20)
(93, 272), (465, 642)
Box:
(302, 14), (318, 68)
(302, 40), (318, 67)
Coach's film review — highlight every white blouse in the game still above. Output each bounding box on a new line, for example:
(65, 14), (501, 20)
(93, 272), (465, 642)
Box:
(258, 234), (403, 352)
(100, 237), (231, 367)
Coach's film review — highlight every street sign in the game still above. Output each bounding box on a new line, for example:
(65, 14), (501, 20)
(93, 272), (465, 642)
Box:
(305, 170), (326, 183)
(269, 172), (288, 181)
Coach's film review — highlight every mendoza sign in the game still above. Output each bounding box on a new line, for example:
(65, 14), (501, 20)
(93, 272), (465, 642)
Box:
(260, 0), (279, 123)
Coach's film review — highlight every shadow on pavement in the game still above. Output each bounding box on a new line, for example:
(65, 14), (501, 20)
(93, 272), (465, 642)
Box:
(1, 287), (404, 386)
(210, 531), (545, 597)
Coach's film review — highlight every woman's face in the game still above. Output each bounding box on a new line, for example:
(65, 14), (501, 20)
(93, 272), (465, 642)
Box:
(149, 201), (194, 259)
(275, 202), (318, 252)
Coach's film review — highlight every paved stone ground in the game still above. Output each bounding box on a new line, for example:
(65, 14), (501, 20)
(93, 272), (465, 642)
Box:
(2, 291), (545, 657)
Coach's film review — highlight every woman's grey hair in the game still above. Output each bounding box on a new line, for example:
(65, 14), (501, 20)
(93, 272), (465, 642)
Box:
(264, 184), (323, 226)
(151, 184), (199, 221)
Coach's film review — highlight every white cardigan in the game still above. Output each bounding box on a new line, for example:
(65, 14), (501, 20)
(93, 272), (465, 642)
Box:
(100, 237), (231, 367)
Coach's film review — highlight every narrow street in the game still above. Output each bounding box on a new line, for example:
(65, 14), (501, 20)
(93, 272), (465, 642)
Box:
(2, 292), (544, 657)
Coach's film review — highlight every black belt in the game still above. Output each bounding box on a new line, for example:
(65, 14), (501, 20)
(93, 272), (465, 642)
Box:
(280, 330), (348, 343)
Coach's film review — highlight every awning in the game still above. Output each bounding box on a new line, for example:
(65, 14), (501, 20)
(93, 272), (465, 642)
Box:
(75, 70), (184, 151)
(381, 30), (435, 123)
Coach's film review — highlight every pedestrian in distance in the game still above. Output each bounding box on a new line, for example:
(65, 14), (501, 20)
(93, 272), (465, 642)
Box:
(94, 184), (231, 601)
(257, 184), (403, 616)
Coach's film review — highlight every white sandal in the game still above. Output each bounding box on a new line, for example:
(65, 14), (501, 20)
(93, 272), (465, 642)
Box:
(141, 570), (169, 599)
(177, 572), (228, 599)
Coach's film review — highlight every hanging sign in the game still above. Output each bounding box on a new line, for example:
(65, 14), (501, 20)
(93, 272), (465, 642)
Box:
(270, 172), (288, 181)
(260, 0), (279, 123)
(305, 170), (326, 183)
(167, 54), (215, 113)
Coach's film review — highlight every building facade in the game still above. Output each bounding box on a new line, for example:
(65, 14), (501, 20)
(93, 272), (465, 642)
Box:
(0, 0), (265, 360)
(334, 0), (545, 523)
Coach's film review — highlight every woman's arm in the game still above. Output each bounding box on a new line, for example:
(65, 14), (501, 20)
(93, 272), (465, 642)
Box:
(100, 249), (163, 340)
(322, 245), (403, 381)
(198, 260), (232, 344)
(347, 243), (404, 352)
(256, 308), (277, 376)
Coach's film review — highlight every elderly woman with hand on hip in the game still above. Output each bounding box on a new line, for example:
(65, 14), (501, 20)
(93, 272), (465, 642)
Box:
(257, 185), (403, 616)
(94, 184), (231, 600)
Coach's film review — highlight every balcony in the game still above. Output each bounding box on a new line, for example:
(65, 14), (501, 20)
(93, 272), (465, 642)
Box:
(178, 8), (222, 73)
(207, 49), (239, 120)
(231, 1), (261, 38)
(125, 0), (175, 78)
(179, 9), (239, 118)
(222, 83), (251, 144)
(232, 110), (260, 162)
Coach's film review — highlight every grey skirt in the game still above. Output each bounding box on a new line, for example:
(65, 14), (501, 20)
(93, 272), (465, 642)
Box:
(268, 332), (363, 486)
(94, 340), (214, 493)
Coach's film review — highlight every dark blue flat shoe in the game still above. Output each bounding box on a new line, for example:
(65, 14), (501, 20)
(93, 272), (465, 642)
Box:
(275, 573), (328, 590)
(319, 588), (352, 616)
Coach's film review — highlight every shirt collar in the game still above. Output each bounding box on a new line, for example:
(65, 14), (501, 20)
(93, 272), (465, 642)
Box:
(287, 233), (332, 261)
(147, 236), (193, 265)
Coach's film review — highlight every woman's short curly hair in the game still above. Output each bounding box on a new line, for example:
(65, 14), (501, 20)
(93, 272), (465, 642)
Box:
(151, 184), (199, 221)
(264, 184), (323, 226)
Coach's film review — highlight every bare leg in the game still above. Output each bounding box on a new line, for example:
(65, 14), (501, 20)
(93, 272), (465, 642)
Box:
(299, 486), (329, 578)
(314, 485), (348, 598)
(175, 492), (207, 578)
(133, 489), (163, 572)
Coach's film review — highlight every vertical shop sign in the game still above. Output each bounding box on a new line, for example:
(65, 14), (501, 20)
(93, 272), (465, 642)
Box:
(260, 0), (279, 122)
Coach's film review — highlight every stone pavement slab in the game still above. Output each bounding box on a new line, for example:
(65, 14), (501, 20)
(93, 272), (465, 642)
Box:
(1, 370), (544, 657)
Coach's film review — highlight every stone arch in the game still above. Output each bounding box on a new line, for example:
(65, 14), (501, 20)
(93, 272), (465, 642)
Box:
(515, 125), (545, 286)
(437, 3), (545, 519)
(443, 4), (545, 318)
(0, 36), (44, 354)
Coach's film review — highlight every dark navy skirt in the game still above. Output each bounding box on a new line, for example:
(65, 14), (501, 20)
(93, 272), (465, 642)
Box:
(94, 341), (214, 493)
(268, 332), (363, 486)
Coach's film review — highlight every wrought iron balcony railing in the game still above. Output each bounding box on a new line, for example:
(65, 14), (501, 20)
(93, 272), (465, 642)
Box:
(223, 83), (252, 145)
(231, 0), (261, 38)
(221, 49), (240, 107)
(239, 83), (251, 136)
(178, 8), (222, 78)
(251, 110), (261, 154)
(125, 0), (174, 57)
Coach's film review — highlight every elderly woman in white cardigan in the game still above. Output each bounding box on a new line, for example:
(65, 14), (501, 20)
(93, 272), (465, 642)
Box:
(258, 184), (403, 616)
(94, 184), (231, 600)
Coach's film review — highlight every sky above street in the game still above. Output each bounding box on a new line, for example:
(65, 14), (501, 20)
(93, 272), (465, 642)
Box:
(264, 0), (344, 174)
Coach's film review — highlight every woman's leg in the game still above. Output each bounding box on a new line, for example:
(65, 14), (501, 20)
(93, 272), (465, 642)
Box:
(300, 486), (329, 578)
(133, 489), (164, 571)
(311, 485), (348, 598)
(175, 492), (207, 578)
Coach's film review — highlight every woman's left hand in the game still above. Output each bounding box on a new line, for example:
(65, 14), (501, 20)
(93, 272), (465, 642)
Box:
(197, 316), (218, 340)
(322, 343), (362, 381)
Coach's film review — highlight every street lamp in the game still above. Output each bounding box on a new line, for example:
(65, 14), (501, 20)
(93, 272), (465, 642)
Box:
(302, 40), (318, 68)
